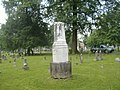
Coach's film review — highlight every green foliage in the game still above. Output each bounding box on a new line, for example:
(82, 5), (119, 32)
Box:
(0, 54), (120, 90)
(1, 0), (51, 51)
(86, 2), (120, 46)
(46, 0), (119, 54)
(0, 0), (120, 53)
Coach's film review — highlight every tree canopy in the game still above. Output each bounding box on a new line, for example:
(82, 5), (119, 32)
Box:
(44, 0), (120, 53)
(0, 0), (51, 55)
(86, 2), (120, 47)
(0, 0), (120, 54)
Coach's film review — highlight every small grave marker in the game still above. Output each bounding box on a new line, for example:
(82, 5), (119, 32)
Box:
(115, 58), (120, 62)
(13, 58), (16, 67)
(99, 50), (103, 60)
(4, 55), (7, 60)
(21, 55), (24, 60)
(95, 50), (103, 61)
(80, 54), (83, 64)
(95, 50), (99, 61)
(22, 59), (29, 70)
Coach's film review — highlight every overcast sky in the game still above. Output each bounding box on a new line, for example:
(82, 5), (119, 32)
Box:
(0, 1), (7, 26)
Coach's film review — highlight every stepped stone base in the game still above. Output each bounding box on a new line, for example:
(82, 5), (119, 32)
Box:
(50, 61), (72, 79)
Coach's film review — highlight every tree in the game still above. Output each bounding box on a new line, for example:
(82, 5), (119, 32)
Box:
(86, 2), (120, 47)
(44, 0), (119, 54)
(2, 0), (50, 55)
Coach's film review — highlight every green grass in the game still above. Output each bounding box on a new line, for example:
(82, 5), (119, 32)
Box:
(0, 53), (120, 90)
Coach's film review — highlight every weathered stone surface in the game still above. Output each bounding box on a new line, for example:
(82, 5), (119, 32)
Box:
(50, 62), (72, 79)
(52, 22), (68, 63)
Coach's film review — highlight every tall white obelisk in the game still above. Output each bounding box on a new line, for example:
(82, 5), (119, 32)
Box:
(50, 22), (72, 79)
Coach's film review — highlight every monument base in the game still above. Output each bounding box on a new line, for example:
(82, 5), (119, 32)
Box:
(50, 61), (72, 79)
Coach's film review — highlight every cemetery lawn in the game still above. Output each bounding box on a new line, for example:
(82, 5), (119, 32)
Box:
(0, 53), (120, 90)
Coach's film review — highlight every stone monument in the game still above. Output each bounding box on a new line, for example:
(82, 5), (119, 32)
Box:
(50, 22), (72, 79)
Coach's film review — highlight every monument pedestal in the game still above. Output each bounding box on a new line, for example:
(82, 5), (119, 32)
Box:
(50, 61), (72, 79)
(50, 22), (72, 79)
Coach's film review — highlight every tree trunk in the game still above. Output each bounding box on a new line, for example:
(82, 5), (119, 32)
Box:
(72, 29), (77, 54)
(117, 46), (119, 51)
(71, 0), (78, 54)
(27, 47), (31, 56)
(31, 49), (34, 55)
(25, 49), (27, 56)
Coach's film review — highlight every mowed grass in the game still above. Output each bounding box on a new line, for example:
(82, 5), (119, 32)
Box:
(0, 53), (120, 90)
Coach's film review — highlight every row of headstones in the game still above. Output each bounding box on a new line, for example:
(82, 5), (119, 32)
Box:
(0, 52), (25, 60)
(0, 53), (29, 70)
(95, 50), (120, 62)
(0, 51), (119, 68)
(70, 50), (120, 64)
(69, 51), (103, 65)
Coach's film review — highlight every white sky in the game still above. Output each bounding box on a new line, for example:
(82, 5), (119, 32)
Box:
(0, 0), (7, 26)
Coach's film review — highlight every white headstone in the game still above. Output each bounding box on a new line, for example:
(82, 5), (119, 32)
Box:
(115, 58), (120, 62)
(52, 22), (68, 63)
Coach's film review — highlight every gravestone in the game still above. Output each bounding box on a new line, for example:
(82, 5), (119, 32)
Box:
(115, 58), (120, 62)
(99, 50), (103, 60)
(50, 22), (72, 79)
(3, 55), (7, 60)
(21, 55), (24, 60)
(22, 59), (29, 70)
(13, 58), (16, 67)
(16, 53), (20, 59)
(95, 50), (99, 61)
(80, 54), (83, 64)
(95, 50), (103, 61)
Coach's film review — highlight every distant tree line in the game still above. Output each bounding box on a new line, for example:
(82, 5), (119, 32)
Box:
(0, 0), (119, 55)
